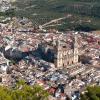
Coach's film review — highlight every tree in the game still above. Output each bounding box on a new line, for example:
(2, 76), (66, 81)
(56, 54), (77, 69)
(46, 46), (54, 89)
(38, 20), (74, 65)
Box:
(0, 80), (49, 100)
(81, 86), (100, 100)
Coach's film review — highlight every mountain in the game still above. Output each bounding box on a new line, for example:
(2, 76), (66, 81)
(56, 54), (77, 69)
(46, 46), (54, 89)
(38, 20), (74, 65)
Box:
(13, 0), (100, 31)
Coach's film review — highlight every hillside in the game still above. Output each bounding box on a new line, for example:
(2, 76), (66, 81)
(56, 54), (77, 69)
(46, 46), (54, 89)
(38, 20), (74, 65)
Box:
(13, 0), (100, 31)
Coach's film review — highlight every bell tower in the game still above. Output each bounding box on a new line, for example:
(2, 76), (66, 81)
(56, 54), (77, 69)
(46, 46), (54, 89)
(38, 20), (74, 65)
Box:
(73, 32), (79, 63)
(54, 38), (63, 68)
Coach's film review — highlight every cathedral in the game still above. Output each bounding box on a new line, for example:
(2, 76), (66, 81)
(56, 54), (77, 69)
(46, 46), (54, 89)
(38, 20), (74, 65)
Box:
(54, 33), (79, 68)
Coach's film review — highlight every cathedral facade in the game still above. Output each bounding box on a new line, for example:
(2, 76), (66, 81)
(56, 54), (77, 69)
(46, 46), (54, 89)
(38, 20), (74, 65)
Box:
(54, 33), (79, 68)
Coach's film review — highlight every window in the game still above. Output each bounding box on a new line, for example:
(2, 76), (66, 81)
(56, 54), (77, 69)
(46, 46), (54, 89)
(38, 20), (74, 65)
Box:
(0, 77), (2, 82)
(67, 61), (69, 65)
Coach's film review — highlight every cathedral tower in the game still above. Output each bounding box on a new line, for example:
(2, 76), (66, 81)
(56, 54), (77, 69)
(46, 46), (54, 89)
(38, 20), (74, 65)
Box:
(54, 32), (79, 68)
(54, 38), (63, 68)
(73, 32), (79, 63)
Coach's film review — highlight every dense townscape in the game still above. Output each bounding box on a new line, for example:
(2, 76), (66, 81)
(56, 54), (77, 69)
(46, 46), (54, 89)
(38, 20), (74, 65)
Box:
(0, 16), (100, 100)
(0, 0), (100, 100)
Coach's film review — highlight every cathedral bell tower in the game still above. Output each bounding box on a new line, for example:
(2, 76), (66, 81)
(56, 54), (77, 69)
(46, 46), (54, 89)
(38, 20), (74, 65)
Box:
(54, 37), (63, 68)
(73, 32), (79, 63)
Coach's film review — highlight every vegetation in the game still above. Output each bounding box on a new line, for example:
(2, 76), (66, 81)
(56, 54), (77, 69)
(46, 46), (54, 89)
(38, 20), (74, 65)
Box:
(0, 8), (15, 23)
(81, 86), (100, 100)
(13, 0), (100, 31)
(0, 9), (15, 17)
(0, 80), (49, 100)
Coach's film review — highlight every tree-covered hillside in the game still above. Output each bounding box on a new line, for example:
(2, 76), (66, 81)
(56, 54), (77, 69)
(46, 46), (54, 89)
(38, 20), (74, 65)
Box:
(13, 0), (100, 31)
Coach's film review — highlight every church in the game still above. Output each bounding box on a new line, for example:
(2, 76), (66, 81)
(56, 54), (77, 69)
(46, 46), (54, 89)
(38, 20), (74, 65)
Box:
(37, 32), (79, 68)
(54, 33), (79, 68)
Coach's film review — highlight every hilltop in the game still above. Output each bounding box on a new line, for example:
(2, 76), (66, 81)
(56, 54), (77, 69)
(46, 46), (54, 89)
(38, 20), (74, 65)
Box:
(12, 0), (100, 31)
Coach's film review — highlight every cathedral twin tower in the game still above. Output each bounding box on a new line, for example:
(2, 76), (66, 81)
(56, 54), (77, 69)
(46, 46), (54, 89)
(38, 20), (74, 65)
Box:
(55, 32), (79, 68)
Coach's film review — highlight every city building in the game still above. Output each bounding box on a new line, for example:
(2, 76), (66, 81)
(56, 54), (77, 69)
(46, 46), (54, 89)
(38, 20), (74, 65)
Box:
(54, 33), (79, 68)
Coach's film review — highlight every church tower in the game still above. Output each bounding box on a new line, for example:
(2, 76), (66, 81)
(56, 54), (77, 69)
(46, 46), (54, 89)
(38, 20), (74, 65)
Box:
(73, 32), (79, 63)
(54, 33), (79, 68)
(54, 38), (63, 68)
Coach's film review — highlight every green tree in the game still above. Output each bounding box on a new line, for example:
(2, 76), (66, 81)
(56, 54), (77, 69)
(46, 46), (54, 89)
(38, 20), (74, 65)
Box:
(81, 86), (100, 100)
(0, 80), (49, 100)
